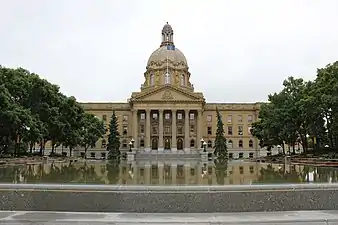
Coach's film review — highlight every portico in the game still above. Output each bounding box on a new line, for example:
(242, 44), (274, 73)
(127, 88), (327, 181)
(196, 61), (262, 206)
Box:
(131, 108), (204, 153)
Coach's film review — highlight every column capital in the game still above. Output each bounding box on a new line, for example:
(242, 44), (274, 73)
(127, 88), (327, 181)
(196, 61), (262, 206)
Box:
(172, 109), (177, 113)
(145, 109), (151, 113)
(159, 109), (164, 113)
(184, 109), (189, 113)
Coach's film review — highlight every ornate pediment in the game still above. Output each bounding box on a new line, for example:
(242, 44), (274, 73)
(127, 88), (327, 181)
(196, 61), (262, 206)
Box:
(131, 86), (204, 103)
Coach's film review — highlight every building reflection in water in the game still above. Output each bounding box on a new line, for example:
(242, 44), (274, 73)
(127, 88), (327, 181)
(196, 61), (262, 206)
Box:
(1, 160), (338, 185)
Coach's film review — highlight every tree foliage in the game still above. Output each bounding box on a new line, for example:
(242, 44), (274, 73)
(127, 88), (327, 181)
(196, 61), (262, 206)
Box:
(214, 107), (228, 162)
(251, 62), (338, 153)
(0, 66), (105, 156)
(107, 111), (121, 161)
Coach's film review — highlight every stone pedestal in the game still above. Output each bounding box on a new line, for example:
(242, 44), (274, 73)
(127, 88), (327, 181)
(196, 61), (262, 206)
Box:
(200, 151), (208, 162)
(127, 151), (136, 162)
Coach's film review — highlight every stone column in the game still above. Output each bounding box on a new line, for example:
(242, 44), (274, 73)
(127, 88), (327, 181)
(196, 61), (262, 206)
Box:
(171, 109), (177, 153)
(184, 109), (190, 153)
(158, 109), (164, 152)
(197, 110), (203, 149)
(132, 109), (138, 149)
(145, 109), (151, 152)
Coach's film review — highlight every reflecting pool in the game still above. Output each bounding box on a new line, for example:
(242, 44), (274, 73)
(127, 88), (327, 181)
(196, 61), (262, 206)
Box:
(0, 160), (337, 185)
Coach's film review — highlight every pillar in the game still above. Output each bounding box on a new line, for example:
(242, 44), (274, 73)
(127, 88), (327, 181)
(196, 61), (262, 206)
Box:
(197, 110), (203, 149)
(132, 109), (138, 149)
(172, 109), (177, 152)
(158, 109), (164, 151)
(184, 109), (190, 152)
(145, 109), (151, 152)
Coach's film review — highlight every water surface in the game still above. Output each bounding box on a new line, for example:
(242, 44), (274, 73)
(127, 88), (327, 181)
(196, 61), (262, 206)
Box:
(0, 161), (337, 185)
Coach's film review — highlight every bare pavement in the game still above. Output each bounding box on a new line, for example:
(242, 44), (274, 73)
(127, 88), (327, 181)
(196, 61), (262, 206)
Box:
(1, 210), (338, 225)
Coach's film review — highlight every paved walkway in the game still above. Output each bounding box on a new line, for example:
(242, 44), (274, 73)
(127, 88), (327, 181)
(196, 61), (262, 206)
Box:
(0, 210), (338, 224)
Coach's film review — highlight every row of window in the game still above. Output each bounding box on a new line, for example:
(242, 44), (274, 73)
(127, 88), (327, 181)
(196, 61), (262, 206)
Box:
(100, 139), (254, 149)
(149, 74), (186, 86)
(207, 126), (252, 136)
(101, 114), (254, 124)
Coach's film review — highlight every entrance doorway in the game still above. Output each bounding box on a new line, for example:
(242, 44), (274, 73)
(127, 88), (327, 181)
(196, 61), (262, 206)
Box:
(177, 138), (183, 150)
(151, 138), (158, 150)
(164, 138), (171, 149)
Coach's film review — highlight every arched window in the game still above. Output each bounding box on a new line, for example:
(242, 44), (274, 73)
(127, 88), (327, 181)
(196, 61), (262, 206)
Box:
(249, 140), (253, 148)
(207, 140), (212, 148)
(140, 139), (145, 147)
(228, 140), (233, 148)
(150, 74), (155, 86)
(165, 72), (171, 84)
(180, 74), (185, 86)
(239, 140), (243, 148)
(122, 139), (127, 148)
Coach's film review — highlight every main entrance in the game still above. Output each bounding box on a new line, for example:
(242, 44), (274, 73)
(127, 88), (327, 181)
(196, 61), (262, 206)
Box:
(177, 138), (183, 150)
(164, 138), (170, 149)
(151, 138), (158, 150)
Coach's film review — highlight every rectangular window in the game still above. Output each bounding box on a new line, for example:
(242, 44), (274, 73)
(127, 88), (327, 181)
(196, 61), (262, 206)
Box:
(190, 125), (195, 132)
(207, 115), (212, 122)
(239, 153), (244, 159)
(229, 153), (233, 159)
(102, 115), (107, 121)
(190, 113), (195, 120)
(90, 152), (95, 158)
(249, 153), (254, 159)
(207, 126), (212, 135)
(227, 115), (232, 123)
(238, 126), (243, 135)
(177, 126), (183, 134)
(140, 124), (145, 134)
(123, 126), (128, 135)
(238, 115), (243, 123)
(165, 113), (170, 120)
(140, 113), (145, 120)
(248, 115), (253, 123)
(152, 113), (158, 119)
(227, 126), (233, 135)
(177, 113), (183, 120)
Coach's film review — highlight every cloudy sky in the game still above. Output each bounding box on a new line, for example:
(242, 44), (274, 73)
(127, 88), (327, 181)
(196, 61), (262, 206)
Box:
(1, 0), (338, 103)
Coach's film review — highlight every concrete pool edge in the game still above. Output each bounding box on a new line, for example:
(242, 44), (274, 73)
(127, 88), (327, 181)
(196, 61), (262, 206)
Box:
(0, 183), (338, 213)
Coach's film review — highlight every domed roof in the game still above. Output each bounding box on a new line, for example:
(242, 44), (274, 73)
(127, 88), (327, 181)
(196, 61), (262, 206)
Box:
(146, 22), (188, 67)
(147, 46), (187, 67)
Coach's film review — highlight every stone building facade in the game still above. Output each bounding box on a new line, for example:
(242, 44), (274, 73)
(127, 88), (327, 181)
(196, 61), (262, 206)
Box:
(77, 23), (262, 159)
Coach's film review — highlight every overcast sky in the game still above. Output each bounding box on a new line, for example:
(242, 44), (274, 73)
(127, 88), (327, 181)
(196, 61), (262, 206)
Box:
(1, 0), (338, 103)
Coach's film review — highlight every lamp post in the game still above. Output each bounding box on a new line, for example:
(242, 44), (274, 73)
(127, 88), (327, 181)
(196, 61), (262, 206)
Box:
(131, 138), (135, 148)
(200, 138), (204, 148)
(203, 141), (207, 152)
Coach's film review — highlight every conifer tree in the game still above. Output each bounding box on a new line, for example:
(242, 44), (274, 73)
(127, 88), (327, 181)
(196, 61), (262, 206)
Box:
(107, 111), (121, 161)
(214, 107), (228, 162)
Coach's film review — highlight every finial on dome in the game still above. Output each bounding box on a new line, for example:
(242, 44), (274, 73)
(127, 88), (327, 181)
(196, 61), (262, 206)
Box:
(160, 22), (174, 47)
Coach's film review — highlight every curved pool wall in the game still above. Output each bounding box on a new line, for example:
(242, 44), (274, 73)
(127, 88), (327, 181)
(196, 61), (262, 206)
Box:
(0, 183), (337, 213)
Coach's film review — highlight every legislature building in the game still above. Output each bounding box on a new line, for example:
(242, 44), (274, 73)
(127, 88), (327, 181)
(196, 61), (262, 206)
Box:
(72, 23), (262, 159)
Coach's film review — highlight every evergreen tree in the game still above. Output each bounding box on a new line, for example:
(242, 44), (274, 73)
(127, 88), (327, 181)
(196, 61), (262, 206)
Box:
(214, 107), (228, 162)
(107, 111), (121, 161)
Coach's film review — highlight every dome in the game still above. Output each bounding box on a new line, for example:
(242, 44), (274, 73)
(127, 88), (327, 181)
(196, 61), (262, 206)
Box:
(147, 46), (188, 67)
(146, 22), (188, 67)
